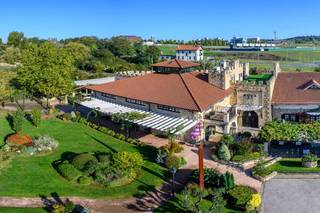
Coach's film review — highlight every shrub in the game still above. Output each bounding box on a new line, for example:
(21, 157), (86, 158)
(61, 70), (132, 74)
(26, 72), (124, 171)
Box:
(6, 133), (32, 146)
(233, 141), (254, 155)
(246, 193), (261, 211)
(162, 141), (183, 154)
(113, 152), (143, 177)
(223, 172), (235, 190)
(32, 135), (58, 153)
(71, 153), (98, 171)
(31, 108), (41, 127)
(165, 154), (186, 171)
(77, 176), (93, 185)
(12, 109), (24, 133)
(227, 185), (254, 209)
(96, 153), (111, 163)
(58, 162), (82, 181)
(302, 153), (317, 162)
(220, 134), (234, 146)
(218, 143), (231, 161)
(252, 161), (272, 177)
(192, 168), (223, 188)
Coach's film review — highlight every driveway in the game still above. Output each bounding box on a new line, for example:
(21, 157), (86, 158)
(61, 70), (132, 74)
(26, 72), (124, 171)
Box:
(263, 176), (320, 213)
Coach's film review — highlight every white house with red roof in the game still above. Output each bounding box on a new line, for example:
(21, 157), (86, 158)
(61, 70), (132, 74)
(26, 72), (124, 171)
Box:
(176, 45), (203, 61)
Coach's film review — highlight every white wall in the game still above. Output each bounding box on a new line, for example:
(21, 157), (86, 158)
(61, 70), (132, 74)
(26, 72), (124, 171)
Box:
(176, 50), (203, 61)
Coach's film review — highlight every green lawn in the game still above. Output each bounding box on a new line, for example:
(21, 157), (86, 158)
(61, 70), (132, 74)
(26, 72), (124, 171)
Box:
(268, 158), (320, 173)
(0, 207), (46, 212)
(158, 45), (176, 55)
(247, 74), (273, 82)
(0, 118), (166, 198)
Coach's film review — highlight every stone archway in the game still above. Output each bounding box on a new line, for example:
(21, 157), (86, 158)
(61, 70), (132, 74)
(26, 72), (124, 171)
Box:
(242, 111), (259, 128)
(205, 125), (216, 141)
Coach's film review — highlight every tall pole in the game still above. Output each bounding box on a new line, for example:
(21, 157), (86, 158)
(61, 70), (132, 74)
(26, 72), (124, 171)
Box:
(198, 141), (204, 191)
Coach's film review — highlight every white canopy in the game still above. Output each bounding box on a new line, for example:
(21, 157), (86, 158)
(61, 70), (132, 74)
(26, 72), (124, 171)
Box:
(80, 98), (198, 135)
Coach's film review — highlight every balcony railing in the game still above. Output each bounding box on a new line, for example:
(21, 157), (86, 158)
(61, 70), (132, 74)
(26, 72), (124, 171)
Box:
(205, 106), (237, 123)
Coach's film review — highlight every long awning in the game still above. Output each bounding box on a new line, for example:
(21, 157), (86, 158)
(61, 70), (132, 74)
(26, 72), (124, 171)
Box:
(79, 98), (198, 135)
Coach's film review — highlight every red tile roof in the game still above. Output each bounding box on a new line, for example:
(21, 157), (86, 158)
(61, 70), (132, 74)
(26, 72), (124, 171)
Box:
(86, 72), (232, 111)
(151, 59), (200, 69)
(272, 72), (320, 104)
(176, 45), (203, 51)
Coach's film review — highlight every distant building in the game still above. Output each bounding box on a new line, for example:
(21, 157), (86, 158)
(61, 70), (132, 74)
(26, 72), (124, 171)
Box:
(176, 45), (203, 61)
(119, 35), (142, 43)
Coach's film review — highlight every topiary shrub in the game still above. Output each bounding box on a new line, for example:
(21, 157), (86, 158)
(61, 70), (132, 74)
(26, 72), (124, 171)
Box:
(57, 162), (82, 181)
(219, 134), (234, 146)
(162, 141), (184, 154)
(246, 193), (261, 211)
(71, 153), (98, 171)
(223, 172), (235, 190)
(218, 143), (231, 161)
(227, 185), (254, 210)
(113, 151), (144, 178)
(77, 176), (93, 185)
(31, 108), (42, 127)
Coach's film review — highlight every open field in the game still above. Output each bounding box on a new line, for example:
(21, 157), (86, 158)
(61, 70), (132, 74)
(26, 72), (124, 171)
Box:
(0, 117), (165, 198)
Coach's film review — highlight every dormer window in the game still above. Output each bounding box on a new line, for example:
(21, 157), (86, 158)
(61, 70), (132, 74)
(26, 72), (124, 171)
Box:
(302, 79), (320, 90)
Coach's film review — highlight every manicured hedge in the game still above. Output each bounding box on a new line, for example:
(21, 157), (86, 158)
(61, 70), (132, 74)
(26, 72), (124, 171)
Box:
(71, 153), (98, 171)
(57, 162), (82, 181)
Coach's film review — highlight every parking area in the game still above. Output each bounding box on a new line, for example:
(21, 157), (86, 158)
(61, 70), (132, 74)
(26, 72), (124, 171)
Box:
(263, 176), (320, 213)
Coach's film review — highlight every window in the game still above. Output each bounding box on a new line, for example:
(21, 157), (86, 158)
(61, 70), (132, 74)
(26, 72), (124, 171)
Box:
(157, 104), (180, 113)
(310, 115), (320, 121)
(243, 94), (256, 105)
(125, 98), (145, 106)
(101, 93), (116, 99)
(282, 113), (297, 122)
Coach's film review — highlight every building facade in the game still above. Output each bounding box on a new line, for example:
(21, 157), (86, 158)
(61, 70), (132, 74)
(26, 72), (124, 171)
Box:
(80, 58), (320, 142)
(176, 45), (203, 61)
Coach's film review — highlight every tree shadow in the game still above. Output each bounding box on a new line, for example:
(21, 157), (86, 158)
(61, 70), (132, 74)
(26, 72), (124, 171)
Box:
(5, 113), (14, 131)
(86, 133), (118, 153)
(39, 192), (85, 213)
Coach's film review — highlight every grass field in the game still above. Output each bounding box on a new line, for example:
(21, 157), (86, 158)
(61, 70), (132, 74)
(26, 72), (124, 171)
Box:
(158, 45), (176, 55)
(0, 117), (166, 198)
(268, 158), (320, 173)
(0, 207), (46, 213)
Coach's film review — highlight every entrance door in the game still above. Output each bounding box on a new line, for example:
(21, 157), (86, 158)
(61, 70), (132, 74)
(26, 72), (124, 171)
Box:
(205, 126), (215, 141)
(242, 111), (258, 128)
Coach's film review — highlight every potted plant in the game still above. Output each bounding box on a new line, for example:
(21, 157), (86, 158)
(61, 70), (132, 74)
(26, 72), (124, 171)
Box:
(302, 153), (318, 168)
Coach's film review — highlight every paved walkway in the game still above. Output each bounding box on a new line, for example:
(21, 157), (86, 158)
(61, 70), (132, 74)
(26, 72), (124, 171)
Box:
(140, 134), (262, 192)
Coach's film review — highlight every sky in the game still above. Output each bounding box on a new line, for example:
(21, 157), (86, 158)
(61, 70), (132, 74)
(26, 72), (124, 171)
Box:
(1, 0), (320, 41)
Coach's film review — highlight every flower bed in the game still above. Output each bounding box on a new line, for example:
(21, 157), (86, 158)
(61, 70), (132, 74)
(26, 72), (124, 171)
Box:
(6, 133), (32, 146)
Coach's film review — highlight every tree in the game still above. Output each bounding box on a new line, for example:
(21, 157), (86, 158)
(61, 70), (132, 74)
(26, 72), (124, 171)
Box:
(7, 31), (25, 48)
(109, 37), (135, 58)
(1, 47), (21, 64)
(218, 143), (231, 161)
(0, 72), (15, 106)
(17, 42), (75, 108)
(11, 109), (24, 133)
(64, 42), (91, 67)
